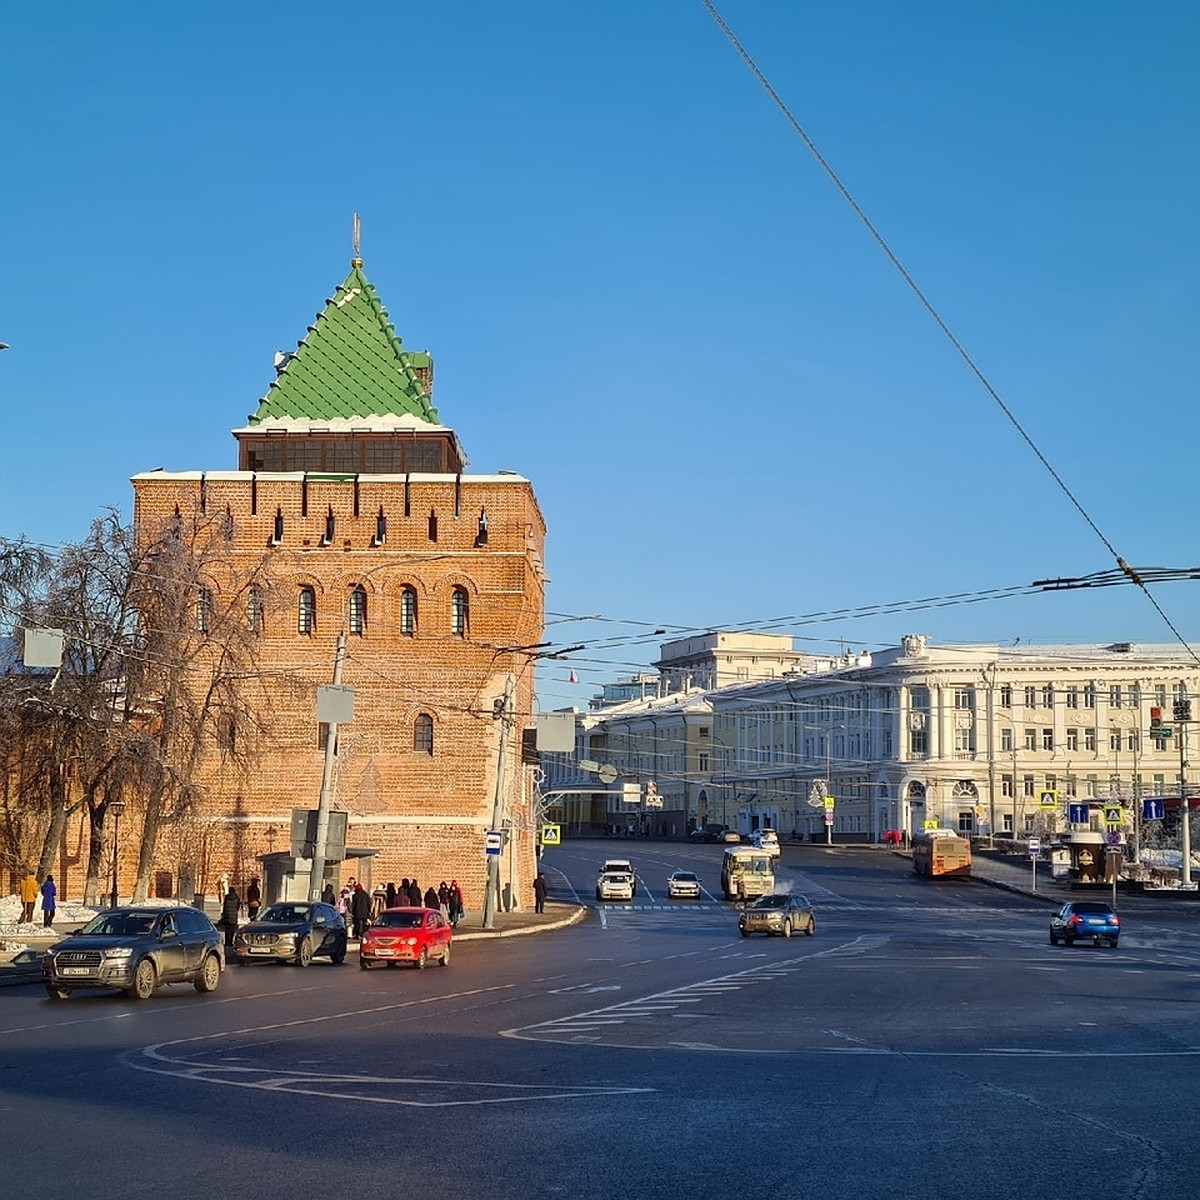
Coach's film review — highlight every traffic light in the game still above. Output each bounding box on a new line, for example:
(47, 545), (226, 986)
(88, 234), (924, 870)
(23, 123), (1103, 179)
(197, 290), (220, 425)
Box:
(1174, 698), (1193, 723)
(1150, 707), (1163, 731)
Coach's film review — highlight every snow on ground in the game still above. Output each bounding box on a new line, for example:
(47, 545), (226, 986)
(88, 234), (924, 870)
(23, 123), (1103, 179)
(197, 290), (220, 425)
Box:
(0, 892), (182, 945)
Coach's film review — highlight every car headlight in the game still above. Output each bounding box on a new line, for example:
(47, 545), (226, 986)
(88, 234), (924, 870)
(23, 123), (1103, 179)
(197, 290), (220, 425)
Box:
(103, 946), (134, 960)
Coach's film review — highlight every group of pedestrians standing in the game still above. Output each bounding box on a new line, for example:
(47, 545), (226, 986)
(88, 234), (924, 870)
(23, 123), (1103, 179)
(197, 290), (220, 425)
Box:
(19, 869), (56, 928)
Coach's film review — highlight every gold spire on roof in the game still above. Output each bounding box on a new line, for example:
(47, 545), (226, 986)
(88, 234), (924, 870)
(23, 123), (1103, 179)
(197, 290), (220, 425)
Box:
(351, 212), (363, 268)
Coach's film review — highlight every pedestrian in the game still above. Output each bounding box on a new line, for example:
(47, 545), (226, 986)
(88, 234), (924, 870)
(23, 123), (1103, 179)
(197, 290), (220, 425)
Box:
(246, 876), (262, 920)
(40, 874), (57, 928)
(448, 880), (463, 927)
(321, 881), (336, 905)
(217, 872), (229, 901)
(19, 869), (38, 924)
(351, 882), (372, 939)
(220, 885), (242, 947)
(385, 881), (397, 909)
(437, 880), (450, 912)
(423, 884), (439, 910)
(371, 883), (387, 919)
(533, 871), (547, 914)
(407, 878), (422, 906)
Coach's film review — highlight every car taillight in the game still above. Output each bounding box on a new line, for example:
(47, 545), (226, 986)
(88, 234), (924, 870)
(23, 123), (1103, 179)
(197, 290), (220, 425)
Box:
(1069, 914), (1083, 925)
(1111, 915), (1120, 926)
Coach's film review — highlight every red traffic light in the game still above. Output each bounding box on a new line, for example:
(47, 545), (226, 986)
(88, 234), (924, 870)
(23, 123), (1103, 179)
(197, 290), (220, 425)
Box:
(1150, 707), (1163, 729)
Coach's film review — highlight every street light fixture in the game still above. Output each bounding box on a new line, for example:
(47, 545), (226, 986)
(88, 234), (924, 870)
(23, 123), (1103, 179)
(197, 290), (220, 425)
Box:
(109, 798), (126, 909)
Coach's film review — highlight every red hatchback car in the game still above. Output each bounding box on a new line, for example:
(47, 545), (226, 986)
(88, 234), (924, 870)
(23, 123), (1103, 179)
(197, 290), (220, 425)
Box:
(360, 907), (452, 970)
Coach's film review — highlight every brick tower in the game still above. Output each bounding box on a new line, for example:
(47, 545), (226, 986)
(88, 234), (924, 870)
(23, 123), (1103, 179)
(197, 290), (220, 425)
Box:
(131, 252), (546, 909)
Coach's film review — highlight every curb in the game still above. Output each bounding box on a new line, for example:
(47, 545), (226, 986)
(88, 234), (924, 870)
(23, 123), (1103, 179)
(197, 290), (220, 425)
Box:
(452, 905), (589, 940)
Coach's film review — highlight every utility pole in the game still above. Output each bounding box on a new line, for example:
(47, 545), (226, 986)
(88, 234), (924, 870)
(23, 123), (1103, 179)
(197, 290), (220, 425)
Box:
(309, 630), (347, 902)
(1177, 687), (1193, 889)
(483, 674), (515, 929)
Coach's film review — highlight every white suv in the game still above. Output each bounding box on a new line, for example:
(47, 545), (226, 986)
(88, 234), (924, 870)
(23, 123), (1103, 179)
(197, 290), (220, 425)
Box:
(751, 830), (780, 858)
(597, 872), (634, 902)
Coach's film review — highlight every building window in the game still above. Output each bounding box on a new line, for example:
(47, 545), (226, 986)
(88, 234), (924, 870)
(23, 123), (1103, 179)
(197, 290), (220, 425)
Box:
(1085, 727), (1097, 752)
(910, 729), (928, 756)
(699, 726), (711, 739)
(349, 585), (367, 635)
(196, 586), (213, 634)
(400, 586), (417, 636)
(953, 687), (975, 710)
(1109, 728), (1122, 752)
(698, 751), (710, 773)
(1152, 732), (1170, 752)
(1024, 686), (1038, 708)
(954, 726), (975, 753)
(217, 713), (236, 752)
(1042, 728), (1054, 751)
(1130, 683), (1142, 710)
(1002, 775), (1014, 798)
(999, 684), (1012, 708)
(1001, 728), (1013, 753)
(1002, 813), (1014, 833)
(1066, 728), (1079, 752)
(414, 713), (434, 755)
(247, 586), (263, 634)
(1023, 775), (1035, 797)
(1083, 684), (1096, 709)
(1110, 684), (1123, 709)
(957, 810), (974, 833)
(1024, 728), (1038, 751)
(450, 586), (469, 637)
(1065, 686), (1078, 709)
(298, 587), (316, 636)
(1155, 685), (1167, 709)
(1041, 684), (1054, 709)
(1086, 775), (1098, 797)
(1127, 731), (1139, 752)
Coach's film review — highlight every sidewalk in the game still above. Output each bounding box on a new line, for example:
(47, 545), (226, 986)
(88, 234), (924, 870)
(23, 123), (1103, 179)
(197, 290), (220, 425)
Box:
(0, 900), (588, 987)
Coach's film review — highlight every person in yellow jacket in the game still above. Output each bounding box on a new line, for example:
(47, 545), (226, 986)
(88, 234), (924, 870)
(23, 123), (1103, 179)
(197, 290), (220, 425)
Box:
(19, 871), (39, 924)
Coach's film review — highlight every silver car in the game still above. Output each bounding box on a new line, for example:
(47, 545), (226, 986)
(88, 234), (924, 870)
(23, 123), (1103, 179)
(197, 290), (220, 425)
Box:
(738, 893), (815, 938)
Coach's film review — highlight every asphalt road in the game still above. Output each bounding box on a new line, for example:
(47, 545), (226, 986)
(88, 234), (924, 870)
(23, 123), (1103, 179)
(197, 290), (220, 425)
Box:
(5, 840), (1200, 1200)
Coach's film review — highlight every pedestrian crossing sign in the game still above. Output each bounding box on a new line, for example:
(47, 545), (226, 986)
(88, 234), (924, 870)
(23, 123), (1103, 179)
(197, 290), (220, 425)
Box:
(1038, 788), (1059, 809)
(540, 823), (561, 846)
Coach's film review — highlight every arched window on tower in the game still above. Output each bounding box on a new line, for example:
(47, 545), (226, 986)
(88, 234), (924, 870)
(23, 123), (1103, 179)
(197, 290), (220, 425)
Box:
(451, 586), (469, 637)
(414, 713), (434, 755)
(349, 585), (367, 635)
(298, 587), (316, 636)
(196, 586), (213, 634)
(247, 586), (264, 634)
(400, 586), (418, 636)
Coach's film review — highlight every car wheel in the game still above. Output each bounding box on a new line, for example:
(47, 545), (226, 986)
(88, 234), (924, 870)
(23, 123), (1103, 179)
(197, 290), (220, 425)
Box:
(46, 985), (69, 1002)
(194, 953), (221, 993)
(127, 958), (156, 1001)
(805, 917), (815, 937)
(295, 937), (313, 967)
(739, 929), (749, 938)
(1049, 932), (1058, 945)
(416, 947), (428, 970)
(1094, 937), (1102, 947)
(782, 920), (792, 938)
(440, 943), (451, 967)
(359, 958), (370, 970)
(330, 940), (346, 965)
(1109, 938), (1119, 949)
(1064, 936), (1075, 947)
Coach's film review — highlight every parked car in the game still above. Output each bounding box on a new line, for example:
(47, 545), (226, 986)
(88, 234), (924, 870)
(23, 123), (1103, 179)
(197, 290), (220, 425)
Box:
(738, 893), (816, 938)
(42, 905), (224, 1001)
(689, 824), (728, 844)
(750, 829), (781, 858)
(722, 829), (743, 844)
(232, 901), (347, 967)
(360, 907), (452, 969)
(666, 870), (702, 899)
(1049, 900), (1120, 948)
(597, 872), (635, 902)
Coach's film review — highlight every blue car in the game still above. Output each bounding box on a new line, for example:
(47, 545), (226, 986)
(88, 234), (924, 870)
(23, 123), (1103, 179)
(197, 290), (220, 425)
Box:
(1049, 900), (1120, 948)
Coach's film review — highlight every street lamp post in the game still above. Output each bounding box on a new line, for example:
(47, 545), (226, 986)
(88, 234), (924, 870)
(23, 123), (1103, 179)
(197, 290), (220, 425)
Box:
(109, 798), (126, 909)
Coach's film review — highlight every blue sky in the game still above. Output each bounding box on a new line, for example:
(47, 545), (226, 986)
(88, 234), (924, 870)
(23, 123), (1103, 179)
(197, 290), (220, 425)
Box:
(2, 1), (1197, 707)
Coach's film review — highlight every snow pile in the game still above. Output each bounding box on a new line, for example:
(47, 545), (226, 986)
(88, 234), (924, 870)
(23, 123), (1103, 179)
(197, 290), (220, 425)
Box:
(0, 892), (98, 937)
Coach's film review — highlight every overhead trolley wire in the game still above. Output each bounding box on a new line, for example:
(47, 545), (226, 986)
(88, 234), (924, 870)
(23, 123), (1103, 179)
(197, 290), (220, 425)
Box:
(699, 0), (1199, 667)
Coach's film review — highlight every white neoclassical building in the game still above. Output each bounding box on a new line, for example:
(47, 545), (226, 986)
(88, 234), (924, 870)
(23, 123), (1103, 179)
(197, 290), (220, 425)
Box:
(543, 633), (1200, 845)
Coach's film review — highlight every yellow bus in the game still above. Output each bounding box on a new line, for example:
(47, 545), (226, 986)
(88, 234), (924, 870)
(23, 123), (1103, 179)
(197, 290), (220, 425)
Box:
(912, 829), (972, 878)
(721, 846), (775, 900)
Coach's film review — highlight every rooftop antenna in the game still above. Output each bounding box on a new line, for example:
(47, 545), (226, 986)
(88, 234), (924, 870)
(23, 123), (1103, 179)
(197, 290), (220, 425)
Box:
(352, 212), (362, 268)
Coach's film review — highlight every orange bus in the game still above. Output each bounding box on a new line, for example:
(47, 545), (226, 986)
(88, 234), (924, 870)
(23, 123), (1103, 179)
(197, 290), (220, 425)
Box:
(912, 830), (972, 878)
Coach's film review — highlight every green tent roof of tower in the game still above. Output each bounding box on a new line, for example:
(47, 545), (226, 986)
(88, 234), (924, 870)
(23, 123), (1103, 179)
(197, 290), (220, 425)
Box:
(247, 264), (439, 426)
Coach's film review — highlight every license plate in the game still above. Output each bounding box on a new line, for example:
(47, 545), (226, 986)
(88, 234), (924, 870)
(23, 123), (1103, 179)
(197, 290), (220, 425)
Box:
(373, 948), (395, 956)
(248, 947), (272, 955)
(61, 967), (92, 977)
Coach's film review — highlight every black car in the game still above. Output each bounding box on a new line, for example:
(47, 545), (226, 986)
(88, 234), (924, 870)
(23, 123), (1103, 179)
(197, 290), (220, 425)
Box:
(42, 905), (225, 1001)
(232, 901), (347, 966)
(689, 824), (729, 844)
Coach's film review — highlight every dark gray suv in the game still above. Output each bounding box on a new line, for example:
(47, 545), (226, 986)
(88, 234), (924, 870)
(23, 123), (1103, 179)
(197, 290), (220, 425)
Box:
(42, 905), (225, 1001)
